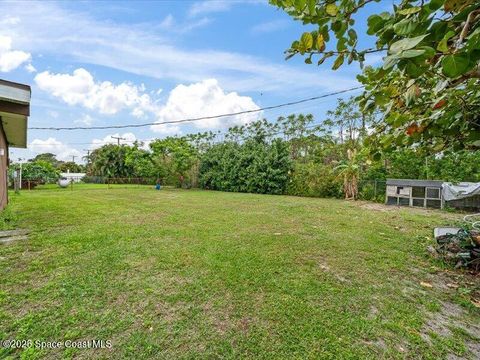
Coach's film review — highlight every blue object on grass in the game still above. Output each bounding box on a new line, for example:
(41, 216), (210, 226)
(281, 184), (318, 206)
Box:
(155, 184), (161, 190)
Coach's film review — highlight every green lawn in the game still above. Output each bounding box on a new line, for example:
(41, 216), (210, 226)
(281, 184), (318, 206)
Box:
(1, 187), (479, 359)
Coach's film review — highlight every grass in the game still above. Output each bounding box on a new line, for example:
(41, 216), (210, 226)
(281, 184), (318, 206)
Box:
(0, 186), (479, 359)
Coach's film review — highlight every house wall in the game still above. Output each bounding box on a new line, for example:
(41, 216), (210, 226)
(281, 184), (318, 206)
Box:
(0, 119), (8, 210)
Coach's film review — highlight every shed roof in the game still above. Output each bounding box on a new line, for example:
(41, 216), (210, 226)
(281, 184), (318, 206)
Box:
(386, 179), (444, 187)
(0, 79), (31, 148)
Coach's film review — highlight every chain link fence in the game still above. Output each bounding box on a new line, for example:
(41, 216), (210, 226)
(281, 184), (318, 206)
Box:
(16, 174), (389, 203)
(357, 180), (387, 203)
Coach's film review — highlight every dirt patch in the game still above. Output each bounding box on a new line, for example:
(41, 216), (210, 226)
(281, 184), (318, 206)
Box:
(422, 301), (480, 359)
(362, 338), (387, 354)
(357, 201), (458, 220)
(359, 203), (395, 212)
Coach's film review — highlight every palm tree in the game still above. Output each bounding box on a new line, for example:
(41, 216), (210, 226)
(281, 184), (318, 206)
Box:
(335, 149), (360, 200)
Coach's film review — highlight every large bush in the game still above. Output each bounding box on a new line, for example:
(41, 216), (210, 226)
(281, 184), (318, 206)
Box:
(21, 161), (60, 184)
(199, 139), (292, 195)
(286, 162), (342, 198)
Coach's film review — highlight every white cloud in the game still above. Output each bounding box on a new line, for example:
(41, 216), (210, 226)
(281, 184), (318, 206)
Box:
(25, 63), (36, 72)
(0, 35), (31, 72)
(46, 110), (59, 119)
(0, 16), (20, 26)
(251, 19), (289, 34)
(159, 14), (174, 28)
(74, 114), (94, 126)
(0, 2), (357, 94)
(29, 137), (82, 162)
(188, 1), (232, 17)
(153, 79), (260, 131)
(34, 68), (155, 116)
(157, 13), (211, 33)
(150, 124), (182, 136)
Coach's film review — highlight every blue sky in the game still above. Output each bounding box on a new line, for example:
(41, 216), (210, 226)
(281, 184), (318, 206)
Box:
(0, 0), (388, 163)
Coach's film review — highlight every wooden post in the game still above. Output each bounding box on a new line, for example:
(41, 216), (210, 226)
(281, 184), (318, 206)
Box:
(14, 170), (19, 194)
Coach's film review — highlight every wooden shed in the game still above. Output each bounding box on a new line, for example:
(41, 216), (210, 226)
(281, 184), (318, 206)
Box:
(386, 179), (444, 209)
(0, 79), (31, 210)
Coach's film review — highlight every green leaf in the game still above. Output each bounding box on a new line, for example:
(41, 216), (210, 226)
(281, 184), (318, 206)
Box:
(399, 49), (426, 58)
(405, 60), (427, 77)
(372, 152), (382, 161)
(348, 29), (357, 43)
(337, 37), (347, 51)
(316, 34), (325, 51)
(306, 0), (316, 15)
(441, 53), (470, 78)
(390, 34), (429, 54)
(367, 15), (384, 35)
(383, 54), (399, 69)
(325, 3), (338, 16)
(429, 0), (444, 11)
(318, 51), (333, 65)
(294, 0), (306, 10)
(332, 54), (344, 70)
(397, 6), (421, 15)
(285, 52), (295, 60)
(393, 18), (418, 35)
(418, 46), (436, 59)
(437, 31), (455, 53)
(300, 32), (313, 52)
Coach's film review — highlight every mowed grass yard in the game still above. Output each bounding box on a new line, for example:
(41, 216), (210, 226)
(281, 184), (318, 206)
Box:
(1, 186), (479, 359)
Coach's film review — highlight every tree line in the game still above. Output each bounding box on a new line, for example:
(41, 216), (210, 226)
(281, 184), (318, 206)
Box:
(14, 97), (480, 200)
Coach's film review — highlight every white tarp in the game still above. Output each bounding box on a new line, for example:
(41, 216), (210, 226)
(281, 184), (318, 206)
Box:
(442, 182), (480, 201)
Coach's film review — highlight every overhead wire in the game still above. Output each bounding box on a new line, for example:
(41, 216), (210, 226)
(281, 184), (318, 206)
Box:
(28, 86), (364, 131)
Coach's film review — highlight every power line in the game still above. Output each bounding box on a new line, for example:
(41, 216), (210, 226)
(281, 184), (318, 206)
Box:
(24, 96), (340, 147)
(28, 86), (364, 131)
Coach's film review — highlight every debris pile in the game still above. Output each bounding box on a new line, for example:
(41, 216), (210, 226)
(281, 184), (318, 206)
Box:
(431, 214), (480, 272)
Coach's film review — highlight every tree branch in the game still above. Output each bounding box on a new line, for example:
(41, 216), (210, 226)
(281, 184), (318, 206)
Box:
(459, 9), (480, 44)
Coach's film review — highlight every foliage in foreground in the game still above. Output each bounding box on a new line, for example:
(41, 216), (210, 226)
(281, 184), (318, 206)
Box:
(270, 0), (480, 152)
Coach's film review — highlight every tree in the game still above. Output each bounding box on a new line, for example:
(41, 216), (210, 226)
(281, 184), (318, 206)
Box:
(325, 97), (373, 146)
(89, 144), (132, 178)
(21, 160), (60, 184)
(125, 143), (156, 178)
(29, 153), (62, 168)
(270, 0), (480, 151)
(58, 162), (84, 173)
(335, 149), (360, 199)
(150, 137), (198, 187)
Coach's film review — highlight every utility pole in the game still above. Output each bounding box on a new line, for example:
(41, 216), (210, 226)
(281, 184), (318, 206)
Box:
(83, 149), (90, 165)
(111, 136), (126, 145)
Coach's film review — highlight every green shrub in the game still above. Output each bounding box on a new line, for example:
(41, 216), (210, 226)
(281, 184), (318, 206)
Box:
(199, 139), (292, 195)
(286, 162), (343, 198)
